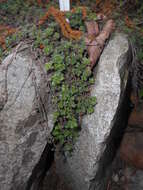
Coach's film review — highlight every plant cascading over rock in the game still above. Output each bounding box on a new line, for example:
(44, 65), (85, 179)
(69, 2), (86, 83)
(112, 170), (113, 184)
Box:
(40, 7), (97, 152)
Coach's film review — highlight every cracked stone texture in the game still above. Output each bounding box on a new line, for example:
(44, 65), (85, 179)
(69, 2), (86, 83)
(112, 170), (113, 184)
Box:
(0, 46), (53, 190)
(54, 33), (131, 190)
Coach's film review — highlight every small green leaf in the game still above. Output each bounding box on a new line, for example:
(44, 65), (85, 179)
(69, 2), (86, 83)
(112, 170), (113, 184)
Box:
(54, 62), (65, 72)
(139, 88), (143, 99)
(53, 32), (60, 39)
(65, 118), (78, 129)
(43, 39), (49, 46)
(90, 97), (97, 106)
(45, 27), (54, 37)
(87, 107), (94, 114)
(51, 72), (64, 86)
(137, 50), (143, 61)
(63, 130), (71, 137)
(83, 58), (90, 66)
(44, 45), (53, 56)
(81, 67), (91, 81)
(53, 54), (64, 64)
(45, 62), (53, 71)
(53, 111), (60, 122)
(64, 144), (73, 152)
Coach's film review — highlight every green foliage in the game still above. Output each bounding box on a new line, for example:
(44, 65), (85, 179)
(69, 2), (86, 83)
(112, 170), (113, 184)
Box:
(86, 11), (97, 21)
(45, 62), (53, 71)
(139, 88), (143, 99)
(137, 50), (143, 61)
(65, 7), (97, 32)
(51, 72), (64, 86)
(43, 21), (96, 152)
(66, 8), (85, 30)
(0, 0), (29, 14)
(44, 45), (53, 56)
(0, 0), (44, 26)
(0, 48), (3, 62)
(45, 28), (54, 37)
(129, 32), (143, 63)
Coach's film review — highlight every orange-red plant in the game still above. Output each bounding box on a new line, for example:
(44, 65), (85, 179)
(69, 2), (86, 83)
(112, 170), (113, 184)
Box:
(95, 0), (116, 16)
(38, 6), (87, 40)
(85, 20), (115, 68)
(37, 0), (49, 7)
(0, 0), (7, 2)
(0, 25), (17, 49)
(125, 15), (135, 29)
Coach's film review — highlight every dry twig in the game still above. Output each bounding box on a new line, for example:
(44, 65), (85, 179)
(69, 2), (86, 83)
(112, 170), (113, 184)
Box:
(85, 19), (115, 68)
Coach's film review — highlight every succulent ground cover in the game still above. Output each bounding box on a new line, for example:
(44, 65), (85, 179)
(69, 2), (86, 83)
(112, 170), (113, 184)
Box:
(41, 18), (97, 152)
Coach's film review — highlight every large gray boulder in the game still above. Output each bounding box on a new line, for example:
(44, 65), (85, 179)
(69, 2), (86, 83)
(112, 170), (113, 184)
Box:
(54, 33), (131, 190)
(0, 45), (53, 190)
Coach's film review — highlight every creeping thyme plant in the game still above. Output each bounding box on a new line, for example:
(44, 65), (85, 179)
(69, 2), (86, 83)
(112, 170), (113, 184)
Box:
(43, 9), (97, 152)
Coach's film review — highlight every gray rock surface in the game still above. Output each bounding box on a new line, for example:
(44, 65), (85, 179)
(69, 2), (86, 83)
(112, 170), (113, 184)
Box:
(54, 33), (131, 190)
(0, 45), (53, 190)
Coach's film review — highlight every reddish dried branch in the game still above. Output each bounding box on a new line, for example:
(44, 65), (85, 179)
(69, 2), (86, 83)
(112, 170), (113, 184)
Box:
(38, 6), (83, 40)
(0, 25), (17, 49)
(85, 21), (99, 39)
(85, 19), (115, 69)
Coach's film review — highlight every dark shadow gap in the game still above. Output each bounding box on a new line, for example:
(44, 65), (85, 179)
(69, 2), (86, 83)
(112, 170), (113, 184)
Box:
(26, 143), (54, 190)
